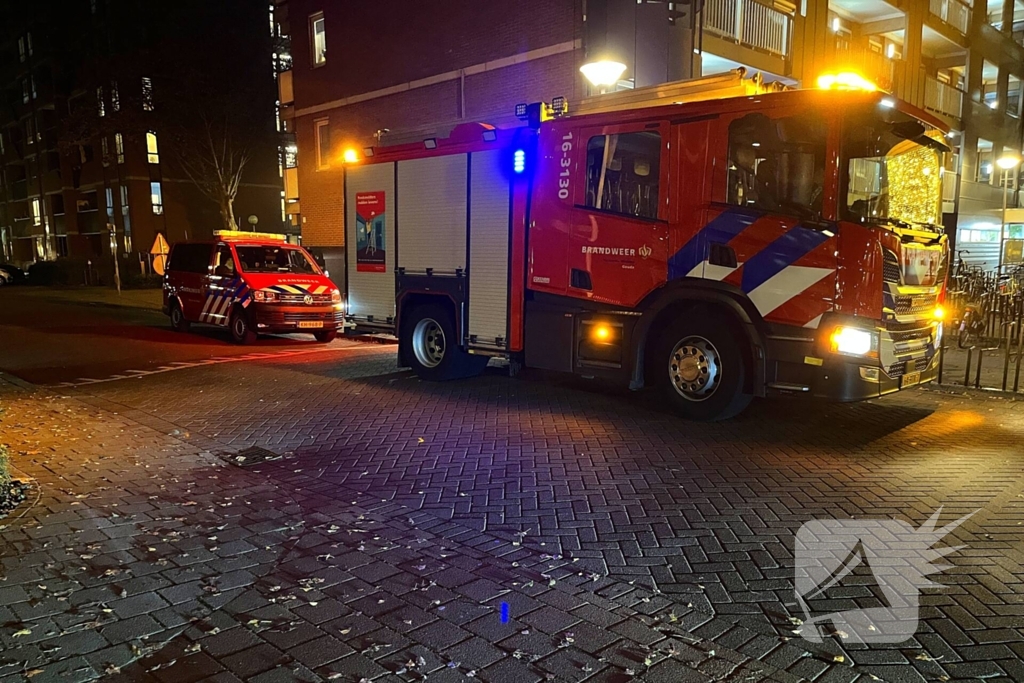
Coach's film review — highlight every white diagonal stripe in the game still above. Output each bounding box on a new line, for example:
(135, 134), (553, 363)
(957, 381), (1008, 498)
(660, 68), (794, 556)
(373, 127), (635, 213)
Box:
(804, 314), (824, 329)
(686, 260), (743, 281)
(200, 295), (215, 322)
(748, 266), (834, 317)
(214, 295), (233, 322)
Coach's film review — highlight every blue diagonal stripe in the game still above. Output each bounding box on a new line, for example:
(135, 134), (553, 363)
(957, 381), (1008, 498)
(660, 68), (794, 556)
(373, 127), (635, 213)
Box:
(740, 227), (832, 293)
(668, 210), (759, 279)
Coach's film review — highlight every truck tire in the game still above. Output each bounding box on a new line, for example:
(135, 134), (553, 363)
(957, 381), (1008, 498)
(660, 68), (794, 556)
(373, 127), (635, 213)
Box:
(169, 301), (190, 333)
(401, 303), (487, 381)
(314, 329), (337, 343)
(654, 315), (752, 421)
(229, 307), (257, 345)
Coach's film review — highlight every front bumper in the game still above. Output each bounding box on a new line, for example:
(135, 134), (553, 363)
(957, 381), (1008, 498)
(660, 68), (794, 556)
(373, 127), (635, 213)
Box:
(768, 319), (941, 402)
(250, 303), (346, 334)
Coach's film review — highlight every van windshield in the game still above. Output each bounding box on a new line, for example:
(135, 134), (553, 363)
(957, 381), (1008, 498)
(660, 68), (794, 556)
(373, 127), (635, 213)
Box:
(235, 246), (319, 274)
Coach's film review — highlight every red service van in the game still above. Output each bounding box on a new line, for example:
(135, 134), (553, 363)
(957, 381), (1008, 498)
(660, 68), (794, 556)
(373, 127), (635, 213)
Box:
(162, 231), (344, 343)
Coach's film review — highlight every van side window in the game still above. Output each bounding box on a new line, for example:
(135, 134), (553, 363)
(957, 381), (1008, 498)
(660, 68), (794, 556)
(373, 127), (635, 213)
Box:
(584, 131), (661, 220)
(726, 112), (826, 218)
(213, 245), (236, 277)
(168, 244), (211, 274)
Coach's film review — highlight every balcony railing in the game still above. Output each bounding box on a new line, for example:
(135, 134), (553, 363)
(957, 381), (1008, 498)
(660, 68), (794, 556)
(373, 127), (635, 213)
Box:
(924, 76), (964, 120)
(929, 0), (971, 33)
(702, 0), (792, 58)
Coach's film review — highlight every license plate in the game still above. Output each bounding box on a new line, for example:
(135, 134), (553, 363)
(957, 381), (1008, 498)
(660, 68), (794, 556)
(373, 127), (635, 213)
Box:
(298, 321), (323, 329)
(902, 371), (921, 387)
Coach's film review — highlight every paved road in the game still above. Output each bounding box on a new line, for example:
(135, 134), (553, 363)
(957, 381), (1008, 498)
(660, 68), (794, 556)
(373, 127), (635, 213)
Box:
(0, 288), (352, 386)
(2, 289), (1024, 681)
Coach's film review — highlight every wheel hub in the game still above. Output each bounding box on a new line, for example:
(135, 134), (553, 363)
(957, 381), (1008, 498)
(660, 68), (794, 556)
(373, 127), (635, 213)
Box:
(669, 336), (721, 402)
(412, 318), (446, 368)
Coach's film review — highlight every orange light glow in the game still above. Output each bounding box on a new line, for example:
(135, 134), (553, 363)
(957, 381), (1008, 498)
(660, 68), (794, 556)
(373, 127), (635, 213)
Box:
(343, 149), (359, 164)
(816, 72), (878, 92)
(593, 325), (611, 341)
(933, 305), (946, 321)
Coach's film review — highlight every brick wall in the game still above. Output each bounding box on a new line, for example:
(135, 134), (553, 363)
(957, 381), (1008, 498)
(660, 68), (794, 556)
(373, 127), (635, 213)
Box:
(289, 0), (583, 248)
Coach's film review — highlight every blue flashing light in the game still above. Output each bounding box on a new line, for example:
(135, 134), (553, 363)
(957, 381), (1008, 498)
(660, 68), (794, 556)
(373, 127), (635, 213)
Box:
(513, 149), (526, 174)
(500, 602), (510, 623)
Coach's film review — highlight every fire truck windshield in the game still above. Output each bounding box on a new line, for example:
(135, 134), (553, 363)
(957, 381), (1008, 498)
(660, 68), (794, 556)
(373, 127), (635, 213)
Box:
(842, 108), (948, 230)
(235, 245), (320, 274)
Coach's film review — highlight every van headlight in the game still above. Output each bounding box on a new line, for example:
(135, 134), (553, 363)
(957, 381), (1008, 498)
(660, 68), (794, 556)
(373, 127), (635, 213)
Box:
(331, 289), (342, 304)
(253, 290), (278, 303)
(829, 326), (877, 357)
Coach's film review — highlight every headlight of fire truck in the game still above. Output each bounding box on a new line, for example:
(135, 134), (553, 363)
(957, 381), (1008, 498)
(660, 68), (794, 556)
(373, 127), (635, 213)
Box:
(253, 290), (278, 303)
(331, 289), (343, 308)
(829, 326), (879, 358)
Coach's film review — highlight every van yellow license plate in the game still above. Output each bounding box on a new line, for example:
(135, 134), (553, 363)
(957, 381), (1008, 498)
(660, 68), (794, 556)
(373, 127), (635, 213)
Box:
(298, 321), (324, 329)
(902, 371), (921, 387)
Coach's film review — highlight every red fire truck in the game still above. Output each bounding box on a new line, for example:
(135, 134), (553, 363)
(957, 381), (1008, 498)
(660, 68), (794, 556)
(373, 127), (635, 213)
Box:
(342, 71), (949, 420)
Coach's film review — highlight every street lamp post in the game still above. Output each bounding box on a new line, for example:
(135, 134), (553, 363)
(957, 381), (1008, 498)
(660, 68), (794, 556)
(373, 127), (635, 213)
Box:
(580, 60), (627, 95)
(997, 155), (1021, 274)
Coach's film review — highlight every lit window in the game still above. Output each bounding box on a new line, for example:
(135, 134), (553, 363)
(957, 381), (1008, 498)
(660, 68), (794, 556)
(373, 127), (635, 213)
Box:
(283, 144), (297, 169)
(121, 185), (131, 236)
(142, 77), (154, 111)
(150, 182), (164, 215)
(115, 133), (125, 164)
(21, 79), (29, 104)
(106, 187), (115, 222)
(275, 100), (281, 132)
(97, 86), (106, 117)
(31, 198), (41, 226)
(269, 4), (276, 36)
(315, 119), (330, 169)
(311, 13), (326, 66)
(111, 80), (120, 111)
(101, 136), (110, 166)
(25, 117), (34, 145)
(30, 75), (36, 100)
(18, 37), (25, 62)
(146, 131), (159, 164)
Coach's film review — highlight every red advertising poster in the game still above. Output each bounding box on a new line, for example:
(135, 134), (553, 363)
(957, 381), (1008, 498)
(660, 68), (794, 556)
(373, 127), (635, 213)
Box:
(356, 191), (386, 273)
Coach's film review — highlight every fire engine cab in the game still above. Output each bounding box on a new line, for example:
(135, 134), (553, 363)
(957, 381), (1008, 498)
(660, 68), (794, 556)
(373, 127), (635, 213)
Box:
(163, 231), (344, 344)
(342, 70), (950, 420)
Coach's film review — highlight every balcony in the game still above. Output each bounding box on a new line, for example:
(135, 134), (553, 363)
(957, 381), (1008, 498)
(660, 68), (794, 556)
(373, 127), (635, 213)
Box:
(924, 76), (965, 119)
(930, 0), (971, 33)
(702, 0), (792, 58)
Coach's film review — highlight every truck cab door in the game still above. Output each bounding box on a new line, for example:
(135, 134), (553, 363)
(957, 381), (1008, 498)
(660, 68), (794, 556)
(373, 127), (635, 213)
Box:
(203, 243), (238, 326)
(567, 122), (669, 307)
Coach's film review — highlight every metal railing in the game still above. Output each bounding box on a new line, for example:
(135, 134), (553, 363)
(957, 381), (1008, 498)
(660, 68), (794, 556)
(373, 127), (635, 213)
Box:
(929, 0), (971, 33)
(924, 76), (964, 120)
(938, 260), (1024, 393)
(702, 0), (792, 58)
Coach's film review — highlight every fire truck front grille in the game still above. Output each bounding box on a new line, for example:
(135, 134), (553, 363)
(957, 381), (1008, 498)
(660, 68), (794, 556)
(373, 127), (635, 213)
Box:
(894, 295), (936, 318)
(282, 311), (344, 323)
(278, 293), (333, 304)
(883, 250), (901, 284)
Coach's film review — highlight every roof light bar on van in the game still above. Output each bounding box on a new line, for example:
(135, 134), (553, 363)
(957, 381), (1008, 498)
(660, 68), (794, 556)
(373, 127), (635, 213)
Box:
(214, 230), (287, 242)
(817, 72), (878, 92)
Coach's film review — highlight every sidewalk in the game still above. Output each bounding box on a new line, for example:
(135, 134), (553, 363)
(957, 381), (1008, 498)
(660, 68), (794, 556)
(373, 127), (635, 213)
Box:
(0, 374), (854, 683)
(7, 286), (163, 312)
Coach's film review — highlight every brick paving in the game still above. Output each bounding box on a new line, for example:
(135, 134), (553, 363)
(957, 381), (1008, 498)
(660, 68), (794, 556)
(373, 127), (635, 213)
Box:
(2, 343), (1024, 681)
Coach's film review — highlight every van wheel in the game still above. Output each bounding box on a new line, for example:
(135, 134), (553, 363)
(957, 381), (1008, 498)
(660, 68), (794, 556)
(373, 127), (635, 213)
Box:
(170, 301), (190, 333)
(401, 303), (487, 380)
(230, 308), (257, 345)
(654, 315), (752, 421)
(314, 330), (337, 343)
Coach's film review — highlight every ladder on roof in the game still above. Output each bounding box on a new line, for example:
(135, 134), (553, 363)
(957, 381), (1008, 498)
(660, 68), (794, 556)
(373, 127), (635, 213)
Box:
(570, 68), (787, 117)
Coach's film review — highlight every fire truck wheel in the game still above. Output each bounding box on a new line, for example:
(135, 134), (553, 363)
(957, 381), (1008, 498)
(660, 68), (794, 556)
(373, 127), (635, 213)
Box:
(229, 307), (257, 345)
(402, 304), (486, 381)
(169, 301), (190, 333)
(655, 317), (752, 421)
(314, 330), (337, 343)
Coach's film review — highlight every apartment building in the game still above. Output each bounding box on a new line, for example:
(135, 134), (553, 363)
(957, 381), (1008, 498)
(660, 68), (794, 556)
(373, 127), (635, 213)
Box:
(280, 0), (1023, 270)
(0, 0), (282, 274)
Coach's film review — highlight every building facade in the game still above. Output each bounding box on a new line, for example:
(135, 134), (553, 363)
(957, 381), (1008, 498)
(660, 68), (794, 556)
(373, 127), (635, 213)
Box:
(280, 0), (1023, 271)
(0, 0), (284, 277)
